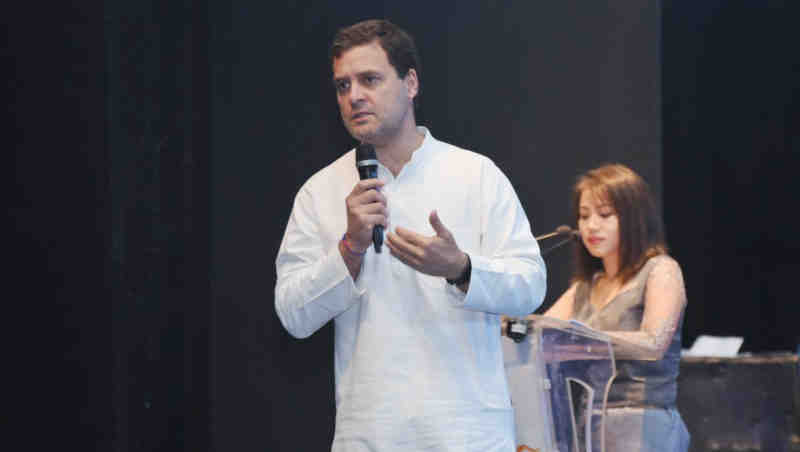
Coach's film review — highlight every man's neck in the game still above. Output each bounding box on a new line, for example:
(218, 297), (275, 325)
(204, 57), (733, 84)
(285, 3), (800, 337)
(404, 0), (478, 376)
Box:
(374, 125), (425, 177)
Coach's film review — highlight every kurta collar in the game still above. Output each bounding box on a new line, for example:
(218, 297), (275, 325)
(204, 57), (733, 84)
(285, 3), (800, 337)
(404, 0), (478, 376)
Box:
(402, 126), (436, 172)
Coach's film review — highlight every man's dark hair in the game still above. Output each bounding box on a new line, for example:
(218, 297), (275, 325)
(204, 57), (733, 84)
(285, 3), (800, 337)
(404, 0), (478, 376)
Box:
(330, 19), (421, 107)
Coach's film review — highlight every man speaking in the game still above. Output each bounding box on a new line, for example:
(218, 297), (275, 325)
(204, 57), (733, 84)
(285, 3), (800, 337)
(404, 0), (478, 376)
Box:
(275, 19), (546, 451)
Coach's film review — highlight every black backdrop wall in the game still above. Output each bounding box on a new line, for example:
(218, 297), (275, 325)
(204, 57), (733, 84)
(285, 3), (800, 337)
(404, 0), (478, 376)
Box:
(662, 0), (800, 356)
(6, 0), (799, 450)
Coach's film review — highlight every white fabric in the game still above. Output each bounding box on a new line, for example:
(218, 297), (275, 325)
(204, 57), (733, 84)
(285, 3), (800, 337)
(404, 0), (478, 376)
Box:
(275, 127), (546, 451)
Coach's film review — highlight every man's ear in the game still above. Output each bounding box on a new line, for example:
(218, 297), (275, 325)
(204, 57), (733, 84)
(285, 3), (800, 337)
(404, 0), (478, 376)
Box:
(404, 68), (419, 100)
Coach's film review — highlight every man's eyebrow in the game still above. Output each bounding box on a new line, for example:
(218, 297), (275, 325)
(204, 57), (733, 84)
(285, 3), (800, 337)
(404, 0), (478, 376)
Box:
(331, 76), (350, 87)
(334, 71), (376, 83)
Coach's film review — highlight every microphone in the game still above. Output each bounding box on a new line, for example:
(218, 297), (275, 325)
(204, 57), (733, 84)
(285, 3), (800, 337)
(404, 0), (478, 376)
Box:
(535, 224), (577, 241)
(536, 225), (580, 257)
(505, 317), (531, 343)
(355, 143), (383, 253)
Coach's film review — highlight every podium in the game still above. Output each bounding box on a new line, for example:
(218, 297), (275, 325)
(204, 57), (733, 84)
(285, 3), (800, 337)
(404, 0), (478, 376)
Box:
(502, 315), (652, 452)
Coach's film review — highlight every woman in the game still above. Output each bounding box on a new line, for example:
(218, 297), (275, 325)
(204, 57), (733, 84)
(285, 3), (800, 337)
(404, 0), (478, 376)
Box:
(545, 163), (690, 451)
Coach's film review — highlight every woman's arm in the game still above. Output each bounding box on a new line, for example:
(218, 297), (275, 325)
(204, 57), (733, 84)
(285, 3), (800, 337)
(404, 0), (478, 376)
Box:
(544, 282), (578, 320)
(606, 256), (687, 360)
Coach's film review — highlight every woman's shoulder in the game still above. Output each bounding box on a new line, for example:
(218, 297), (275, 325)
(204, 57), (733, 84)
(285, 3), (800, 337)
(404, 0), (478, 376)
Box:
(645, 253), (679, 266)
(641, 254), (685, 286)
(645, 253), (681, 271)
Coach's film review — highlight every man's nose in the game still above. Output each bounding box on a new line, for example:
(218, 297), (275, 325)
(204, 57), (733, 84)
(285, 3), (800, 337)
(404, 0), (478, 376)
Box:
(348, 83), (365, 105)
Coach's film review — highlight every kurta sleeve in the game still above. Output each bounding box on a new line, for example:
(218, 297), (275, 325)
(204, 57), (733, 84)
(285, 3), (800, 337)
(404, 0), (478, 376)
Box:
(274, 185), (365, 339)
(449, 159), (547, 316)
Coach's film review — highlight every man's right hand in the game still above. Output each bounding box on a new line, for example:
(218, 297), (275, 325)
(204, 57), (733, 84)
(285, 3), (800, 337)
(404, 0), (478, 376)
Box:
(344, 179), (387, 253)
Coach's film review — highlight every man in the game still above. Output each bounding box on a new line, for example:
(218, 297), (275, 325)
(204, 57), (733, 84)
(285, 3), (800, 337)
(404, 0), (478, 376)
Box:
(275, 19), (546, 451)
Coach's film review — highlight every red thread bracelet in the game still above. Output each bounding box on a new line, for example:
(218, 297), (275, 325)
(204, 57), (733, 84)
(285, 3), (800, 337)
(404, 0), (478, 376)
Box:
(341, 234), (366, 256)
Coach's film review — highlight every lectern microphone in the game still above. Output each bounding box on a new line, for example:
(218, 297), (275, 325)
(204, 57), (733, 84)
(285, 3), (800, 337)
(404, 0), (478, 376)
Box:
(535, 224), (578, 241)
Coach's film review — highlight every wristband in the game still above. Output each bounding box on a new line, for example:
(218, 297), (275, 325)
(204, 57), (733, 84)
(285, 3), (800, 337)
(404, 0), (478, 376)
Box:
(341, 234), (367, 256)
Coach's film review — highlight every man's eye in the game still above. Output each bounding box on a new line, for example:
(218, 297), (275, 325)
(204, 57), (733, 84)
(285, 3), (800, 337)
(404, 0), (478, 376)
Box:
(363, 75), (379, 85)
(335, 81), (350, 94)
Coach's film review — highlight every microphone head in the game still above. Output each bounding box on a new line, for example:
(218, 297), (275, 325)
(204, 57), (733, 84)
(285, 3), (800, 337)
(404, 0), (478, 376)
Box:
(355, 143), (379, 179)
(555, 224), (580, 238)
(355, 143), (377, 164)
(555, 224), (572, 234)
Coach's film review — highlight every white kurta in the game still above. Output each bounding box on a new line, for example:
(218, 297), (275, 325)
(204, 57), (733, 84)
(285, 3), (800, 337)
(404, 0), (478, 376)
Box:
(275, 127), (546, 451)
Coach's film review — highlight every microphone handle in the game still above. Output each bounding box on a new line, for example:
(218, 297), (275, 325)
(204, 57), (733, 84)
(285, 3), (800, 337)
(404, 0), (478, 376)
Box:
(535, 230), (561, 241)
(541, 235), (574, 257)
(373, 225), (383, 253)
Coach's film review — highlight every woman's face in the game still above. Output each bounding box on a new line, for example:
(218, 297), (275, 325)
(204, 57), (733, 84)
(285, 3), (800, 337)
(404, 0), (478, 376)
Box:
(578, 189), (620, 261)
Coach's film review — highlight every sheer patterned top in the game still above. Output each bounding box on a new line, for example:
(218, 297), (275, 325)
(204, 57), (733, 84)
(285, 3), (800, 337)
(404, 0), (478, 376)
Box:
(571, 254), (687, 409)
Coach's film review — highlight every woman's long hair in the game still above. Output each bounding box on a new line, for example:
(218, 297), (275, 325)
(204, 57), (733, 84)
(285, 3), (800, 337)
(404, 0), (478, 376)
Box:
(571, 164), (667, 284)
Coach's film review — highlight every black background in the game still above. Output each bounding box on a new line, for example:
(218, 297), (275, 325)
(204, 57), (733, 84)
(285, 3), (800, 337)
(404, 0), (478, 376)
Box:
(7, 0), (799, 450)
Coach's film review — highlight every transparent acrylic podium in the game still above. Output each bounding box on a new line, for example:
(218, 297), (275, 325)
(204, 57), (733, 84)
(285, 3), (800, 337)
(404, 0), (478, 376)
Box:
(502, 314), (651, 452)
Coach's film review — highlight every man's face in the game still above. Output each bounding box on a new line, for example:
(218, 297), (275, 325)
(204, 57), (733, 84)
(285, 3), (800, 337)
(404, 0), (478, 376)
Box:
(332, 41), (418, 145)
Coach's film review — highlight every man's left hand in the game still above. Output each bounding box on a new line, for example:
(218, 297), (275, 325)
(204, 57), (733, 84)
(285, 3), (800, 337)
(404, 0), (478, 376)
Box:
(385, 210), (468, 280)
